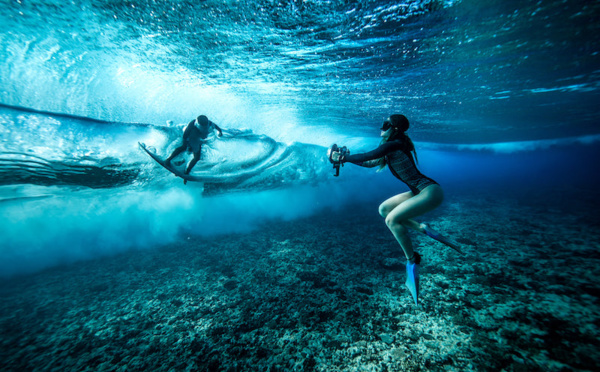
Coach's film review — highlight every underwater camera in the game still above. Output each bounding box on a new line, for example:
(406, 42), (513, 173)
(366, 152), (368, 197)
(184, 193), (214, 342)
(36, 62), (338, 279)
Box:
(327, 144), (349, 177)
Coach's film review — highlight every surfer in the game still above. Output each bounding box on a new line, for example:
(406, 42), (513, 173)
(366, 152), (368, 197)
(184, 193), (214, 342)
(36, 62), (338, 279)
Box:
(165, 115), (223, 180)
(329, 114), (460, 305)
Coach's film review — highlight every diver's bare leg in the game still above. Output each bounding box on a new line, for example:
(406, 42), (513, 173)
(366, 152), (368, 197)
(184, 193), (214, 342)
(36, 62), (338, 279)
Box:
(383, 185), (444, 261)
(379, 192), (429, 233)
(378, 191), (413, 218)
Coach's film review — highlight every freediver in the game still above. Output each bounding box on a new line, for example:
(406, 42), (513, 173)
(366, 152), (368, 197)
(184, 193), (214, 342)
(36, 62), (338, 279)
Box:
(165, 115), (223, 184)
(330, 114), (460, 305)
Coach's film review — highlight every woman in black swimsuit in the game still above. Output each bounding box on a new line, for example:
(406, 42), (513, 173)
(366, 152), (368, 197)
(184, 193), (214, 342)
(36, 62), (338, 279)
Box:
(331, 114), (457, 304)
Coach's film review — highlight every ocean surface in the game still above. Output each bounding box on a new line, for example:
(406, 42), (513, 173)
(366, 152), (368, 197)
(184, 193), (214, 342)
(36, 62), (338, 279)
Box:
(1, 0), (599, 370)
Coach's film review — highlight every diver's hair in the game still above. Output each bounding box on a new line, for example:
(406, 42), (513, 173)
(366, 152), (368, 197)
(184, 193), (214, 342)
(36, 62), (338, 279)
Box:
(376, 114), (418, 171)
(390, 114), (409, 133)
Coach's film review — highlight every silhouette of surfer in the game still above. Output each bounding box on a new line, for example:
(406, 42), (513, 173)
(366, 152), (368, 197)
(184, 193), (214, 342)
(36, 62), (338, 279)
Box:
(165, 115), (223, 184)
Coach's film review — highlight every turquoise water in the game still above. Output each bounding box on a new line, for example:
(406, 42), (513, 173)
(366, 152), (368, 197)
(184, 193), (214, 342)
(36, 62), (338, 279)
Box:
(1, 0), (598, 276)
(1, 1), (599, 370)
(0, 1), (600, 273)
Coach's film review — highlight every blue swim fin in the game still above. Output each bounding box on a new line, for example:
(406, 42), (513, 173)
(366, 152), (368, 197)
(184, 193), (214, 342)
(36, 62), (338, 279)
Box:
(422, 224), (463, 254)
(405, 253), (421, 305)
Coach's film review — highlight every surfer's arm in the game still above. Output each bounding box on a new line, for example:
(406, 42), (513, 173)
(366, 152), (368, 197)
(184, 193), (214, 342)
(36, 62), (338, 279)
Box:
(182, 122), (194, 139)
(212, 122), (223, 137)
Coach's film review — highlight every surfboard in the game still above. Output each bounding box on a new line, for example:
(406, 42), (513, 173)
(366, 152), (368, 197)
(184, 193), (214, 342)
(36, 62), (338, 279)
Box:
(138, 142), (201, 182)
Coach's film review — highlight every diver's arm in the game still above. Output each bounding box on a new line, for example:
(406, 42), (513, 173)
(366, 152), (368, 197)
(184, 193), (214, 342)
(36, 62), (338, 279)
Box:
(342, 141), (401, 166)
(357, 159), (381, 168)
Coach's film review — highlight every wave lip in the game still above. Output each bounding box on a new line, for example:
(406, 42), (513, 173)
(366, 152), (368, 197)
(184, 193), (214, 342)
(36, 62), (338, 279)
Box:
(419, 134), (600, 154)
(0, 152), (138, 188)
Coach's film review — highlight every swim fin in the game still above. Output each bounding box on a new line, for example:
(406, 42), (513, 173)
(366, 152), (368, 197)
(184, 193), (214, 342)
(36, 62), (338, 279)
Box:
(422, 224), (463, 254)
(405, 253), (421, 305)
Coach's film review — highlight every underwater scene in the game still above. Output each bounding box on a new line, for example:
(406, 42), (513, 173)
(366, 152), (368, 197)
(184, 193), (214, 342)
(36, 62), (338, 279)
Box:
(1, 0), (599, 370)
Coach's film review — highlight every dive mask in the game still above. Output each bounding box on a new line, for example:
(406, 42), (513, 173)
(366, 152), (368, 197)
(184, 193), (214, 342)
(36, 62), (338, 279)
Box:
(381, 120), (392, 131)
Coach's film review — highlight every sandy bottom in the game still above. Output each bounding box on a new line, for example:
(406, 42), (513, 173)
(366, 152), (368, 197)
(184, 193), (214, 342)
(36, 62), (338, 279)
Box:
(1, 187), (599, 371)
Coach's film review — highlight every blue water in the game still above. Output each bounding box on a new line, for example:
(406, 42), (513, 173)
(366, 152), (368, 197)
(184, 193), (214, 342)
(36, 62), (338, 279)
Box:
(2, 1), (600, 371)
(1, 0), (599, 277)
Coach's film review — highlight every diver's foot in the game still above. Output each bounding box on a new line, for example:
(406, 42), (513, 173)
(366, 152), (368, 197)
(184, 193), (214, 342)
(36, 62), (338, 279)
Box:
(421, 224), (463, 254)
(407, 251), (422, 265)
(405, 258), (420, 305)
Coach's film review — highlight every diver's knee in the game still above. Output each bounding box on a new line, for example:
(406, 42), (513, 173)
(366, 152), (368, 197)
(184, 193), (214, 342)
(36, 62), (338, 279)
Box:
(378, 204), (389, 218)
(385, 216), (408, 234)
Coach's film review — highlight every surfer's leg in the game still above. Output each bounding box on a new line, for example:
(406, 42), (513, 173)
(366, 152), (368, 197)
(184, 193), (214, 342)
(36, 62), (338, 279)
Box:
(185, 150), (201, 174)
(166, 144), (186, 165)
(384, 185), (444, 261)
